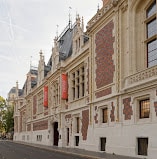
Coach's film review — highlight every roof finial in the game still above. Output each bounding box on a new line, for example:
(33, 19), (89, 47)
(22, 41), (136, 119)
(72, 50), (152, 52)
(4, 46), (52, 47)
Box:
(97, 3), (100, 12)
(39, 50), (43, 59)
(39, 50), (42, 55)
(76, 14), (80, 27)
(30, 56), (32, 68)
(82, 16), (84, 31)
(69, 6), (72, 28)
(56, 25), (59, 38)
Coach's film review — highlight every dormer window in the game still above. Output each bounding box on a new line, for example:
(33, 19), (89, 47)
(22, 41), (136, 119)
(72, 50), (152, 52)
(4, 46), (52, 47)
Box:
(59, 39), (64, 45)
(75, 37), (81, 53)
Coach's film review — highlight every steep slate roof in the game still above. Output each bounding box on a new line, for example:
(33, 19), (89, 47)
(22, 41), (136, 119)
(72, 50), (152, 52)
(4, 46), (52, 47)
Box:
(58, 23), (89, 61)
(44, 65), (51, 77)
(47, 55), (52, 67)
(19, 21), (89, 94)
(30, 68), (38, 88)
(9, 87), (16, 94)
(30, 68), (38, 75)
(18, 89), (23, 96)
(58, 24), (73, 61)
(8, 87), (23, 96)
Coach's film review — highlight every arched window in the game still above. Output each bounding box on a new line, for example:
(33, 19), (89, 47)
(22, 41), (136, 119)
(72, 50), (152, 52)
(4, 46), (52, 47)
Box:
(146, 0), (157, 67)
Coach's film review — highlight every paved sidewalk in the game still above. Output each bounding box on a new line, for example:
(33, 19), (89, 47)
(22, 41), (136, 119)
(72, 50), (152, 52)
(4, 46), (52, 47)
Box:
(13, 141), (139, 159)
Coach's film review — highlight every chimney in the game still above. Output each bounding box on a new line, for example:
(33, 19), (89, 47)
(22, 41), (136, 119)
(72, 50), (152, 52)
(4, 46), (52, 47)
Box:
(102, 0), (110, 6)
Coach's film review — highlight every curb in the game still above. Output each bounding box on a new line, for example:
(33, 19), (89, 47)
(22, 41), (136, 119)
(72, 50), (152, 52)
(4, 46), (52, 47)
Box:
(12, 141), (104, 159)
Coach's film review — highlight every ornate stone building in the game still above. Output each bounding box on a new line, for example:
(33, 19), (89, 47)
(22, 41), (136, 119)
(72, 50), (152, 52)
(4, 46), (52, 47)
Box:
(13, 0), (157, 158)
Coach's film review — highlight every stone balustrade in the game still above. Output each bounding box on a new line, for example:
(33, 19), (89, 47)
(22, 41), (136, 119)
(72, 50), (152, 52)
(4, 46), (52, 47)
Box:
(125, 65), (157, 87)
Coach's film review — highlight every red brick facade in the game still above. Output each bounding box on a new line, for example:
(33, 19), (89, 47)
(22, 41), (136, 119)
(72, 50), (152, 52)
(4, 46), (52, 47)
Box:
(95, 87), (112, 98)
(81, 109), (89, 140)
(110, 102), (115, 122)
(94, 106), (98, 124)
(154, 102), (157, 116)
(94, 113), (98, 124)
(44, 111), (48, 116)
(95, 20), (115, 89)
(33, 120), (48, 131)
(20, 109), (26, 132)
(123, 97), (133, 120)
(33, 95), (37, 119)
(27, 124), (31, 131)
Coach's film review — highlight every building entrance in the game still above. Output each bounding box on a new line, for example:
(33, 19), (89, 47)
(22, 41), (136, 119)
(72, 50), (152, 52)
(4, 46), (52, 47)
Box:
(67, 128), (69, 146)
(53, 122), (59, 146)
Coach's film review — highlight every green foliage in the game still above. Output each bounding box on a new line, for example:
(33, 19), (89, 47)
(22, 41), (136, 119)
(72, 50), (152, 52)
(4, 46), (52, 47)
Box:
(0, 96), (14, 133)
(3, 106), (14, 133)
(0, 96), (6, 109)
(0, 96), (6, 133)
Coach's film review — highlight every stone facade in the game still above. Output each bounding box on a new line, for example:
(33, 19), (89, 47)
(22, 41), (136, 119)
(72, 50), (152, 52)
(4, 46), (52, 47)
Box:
(33, 120), (48, 131)
(12, 0), (157, 159)
(123, 97), (133, 120)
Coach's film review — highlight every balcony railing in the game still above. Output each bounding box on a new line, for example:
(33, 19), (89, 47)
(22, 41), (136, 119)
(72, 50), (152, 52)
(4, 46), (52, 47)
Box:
(124, 65), (157, 87)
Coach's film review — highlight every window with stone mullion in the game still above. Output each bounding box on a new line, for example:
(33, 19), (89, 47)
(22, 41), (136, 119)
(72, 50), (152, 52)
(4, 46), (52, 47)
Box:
(81, 66), (85, 97)
(76, 70), (80, 99)
(71, 65), (85, 100)
(37, 92), (43, 114)
(72, 72), (75, 100)
(146, 0), (157, 67)
(53, 83), (59, 106)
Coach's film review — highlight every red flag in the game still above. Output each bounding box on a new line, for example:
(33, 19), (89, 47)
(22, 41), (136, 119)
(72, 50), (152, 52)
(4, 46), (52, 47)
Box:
(44, 86), (48, 107)
(61, 74), (68, 99)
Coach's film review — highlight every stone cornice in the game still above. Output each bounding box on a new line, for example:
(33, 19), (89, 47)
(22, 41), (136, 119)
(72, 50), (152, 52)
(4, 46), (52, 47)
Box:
(86, 0), (119, 32)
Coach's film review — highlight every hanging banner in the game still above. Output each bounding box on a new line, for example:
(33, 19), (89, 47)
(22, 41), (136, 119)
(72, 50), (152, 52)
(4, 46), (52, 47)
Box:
(61, 74), (68, 99)
(44, 86), (48, 107)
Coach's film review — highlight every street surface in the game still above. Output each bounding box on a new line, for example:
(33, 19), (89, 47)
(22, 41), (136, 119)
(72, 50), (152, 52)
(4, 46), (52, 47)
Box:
(0, 140), (85, 159)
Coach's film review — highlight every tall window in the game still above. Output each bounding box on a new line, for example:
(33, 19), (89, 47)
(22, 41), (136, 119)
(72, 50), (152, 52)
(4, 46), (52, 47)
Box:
(139, 99), (150, 119)
(26, 100), (31, 120)
(71, 65), (85, 100)
(76, 70), (80, 98)
(102, 108), (108, 123)
(81, 67), (85, 97)
(146, 0), (157, 67)
(53, 82), (59, 106)
(72, 73), (75, 100)
(76, 117), (80, 133)
(37, 91), (43, 114)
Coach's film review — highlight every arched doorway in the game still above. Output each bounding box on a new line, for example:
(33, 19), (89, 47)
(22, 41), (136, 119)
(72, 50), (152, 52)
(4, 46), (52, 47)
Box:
(53, 122), (59, 146)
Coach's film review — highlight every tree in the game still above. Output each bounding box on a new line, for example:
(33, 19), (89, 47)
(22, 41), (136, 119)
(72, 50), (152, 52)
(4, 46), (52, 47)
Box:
(3, 106), (14, 133)
(0, 96), (7, 135)
(0, 96), (6, 109)
(0, 96), (14, 136)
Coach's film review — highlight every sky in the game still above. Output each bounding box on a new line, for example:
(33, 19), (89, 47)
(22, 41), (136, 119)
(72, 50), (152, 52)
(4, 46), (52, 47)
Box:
(0, 0), (102, 99)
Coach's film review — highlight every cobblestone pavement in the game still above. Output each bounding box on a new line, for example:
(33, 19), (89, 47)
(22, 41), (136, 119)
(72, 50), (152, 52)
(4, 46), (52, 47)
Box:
(11, 140), (140, 159)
